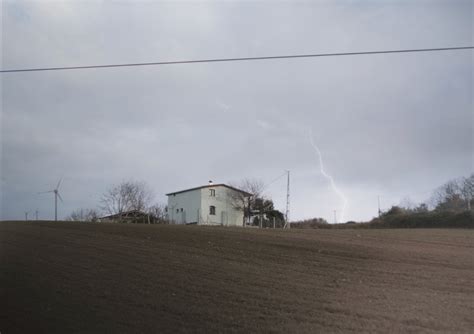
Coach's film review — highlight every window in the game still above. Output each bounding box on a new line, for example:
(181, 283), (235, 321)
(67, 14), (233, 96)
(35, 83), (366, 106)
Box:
(176, 209), (179, 213)
(180, 208), (183, 212)
(209, 206), (216, 215)
(209, 189), (215, 197)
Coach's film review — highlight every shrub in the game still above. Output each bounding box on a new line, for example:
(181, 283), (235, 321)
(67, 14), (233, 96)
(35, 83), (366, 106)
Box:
(372, 210), (473, 228)
(291, 218), (330, 229)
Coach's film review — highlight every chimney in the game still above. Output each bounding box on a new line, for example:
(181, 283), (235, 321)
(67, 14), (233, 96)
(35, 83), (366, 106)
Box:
(208, 180), (213, 186)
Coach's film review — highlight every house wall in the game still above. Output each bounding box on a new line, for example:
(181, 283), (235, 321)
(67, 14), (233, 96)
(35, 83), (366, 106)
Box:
(166, 185), (245, 226)
(200, 186), (244, 226)
(167, 189), (201, 224)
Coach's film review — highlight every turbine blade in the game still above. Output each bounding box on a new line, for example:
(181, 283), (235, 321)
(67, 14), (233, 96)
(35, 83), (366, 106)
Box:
(57, 192), (64, 202)
(38, 190), (54, 194)
(56, 178), (63, 190)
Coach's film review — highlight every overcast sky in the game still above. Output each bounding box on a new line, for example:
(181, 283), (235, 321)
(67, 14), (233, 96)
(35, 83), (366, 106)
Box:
(1, 0), (472, 223)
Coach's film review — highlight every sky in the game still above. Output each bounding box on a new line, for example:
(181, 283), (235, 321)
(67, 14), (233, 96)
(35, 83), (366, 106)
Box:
(1, 0), (473, 223)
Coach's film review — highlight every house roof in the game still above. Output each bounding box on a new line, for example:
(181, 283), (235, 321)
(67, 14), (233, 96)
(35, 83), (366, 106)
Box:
(166, 184), (252, 197)
(100, 209), (147, 219)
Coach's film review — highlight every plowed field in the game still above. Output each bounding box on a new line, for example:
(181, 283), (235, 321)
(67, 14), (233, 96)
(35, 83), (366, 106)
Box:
(1, 222), (473, 333)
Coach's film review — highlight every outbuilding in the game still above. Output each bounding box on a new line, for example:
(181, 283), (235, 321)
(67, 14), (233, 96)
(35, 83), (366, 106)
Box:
(99, 209), (149, 223)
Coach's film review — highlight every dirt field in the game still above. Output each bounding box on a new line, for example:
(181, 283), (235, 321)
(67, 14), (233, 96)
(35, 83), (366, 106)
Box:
(1, 222), (473, 333)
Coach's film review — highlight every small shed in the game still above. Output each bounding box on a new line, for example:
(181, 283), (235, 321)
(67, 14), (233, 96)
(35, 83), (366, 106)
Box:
(99, 210), (149, 223)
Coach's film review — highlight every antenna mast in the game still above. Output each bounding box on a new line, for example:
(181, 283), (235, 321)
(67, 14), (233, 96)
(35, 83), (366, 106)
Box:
(285, 170), (290, 228)
(378, 195), (381, 218)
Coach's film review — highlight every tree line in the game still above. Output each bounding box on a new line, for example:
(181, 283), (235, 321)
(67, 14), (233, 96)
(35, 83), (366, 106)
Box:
(430, 174), (473, 212)
(370, 174), (474, 228)
(66, 180), (167, 223)
(292, 173), (474, 229)
(381, 173), (474, 216)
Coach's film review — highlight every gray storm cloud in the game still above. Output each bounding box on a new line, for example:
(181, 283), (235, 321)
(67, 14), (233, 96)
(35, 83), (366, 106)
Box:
(1, 1), (472, 222)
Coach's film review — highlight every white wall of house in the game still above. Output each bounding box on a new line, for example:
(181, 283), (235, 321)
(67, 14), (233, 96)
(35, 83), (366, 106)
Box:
(200, 186), (243, 226)
(167, 188), (201, 224)
(166, 185), (245, 226)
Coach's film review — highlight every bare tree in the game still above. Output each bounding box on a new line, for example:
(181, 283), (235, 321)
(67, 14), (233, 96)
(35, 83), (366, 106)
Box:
(430, 179), (457, 208)
(65, 208), (100, 222)
(459, 174), (474, 210)
(228, 178), (269, 225)
(399, 197), (416, 211)
(430, 174), (474, 212)
(147, 203), (167, 223)
(100, 181), (153, 215)
(229, 178), (264, 208)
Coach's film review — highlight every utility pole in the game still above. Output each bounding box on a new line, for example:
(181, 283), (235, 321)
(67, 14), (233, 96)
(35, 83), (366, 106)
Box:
(25, 211), (28, 221)
(378, 195), (381, 218)
(285, 170), (290, 229)
(333, 210), (337, 224)
(35, 209), (39, 221)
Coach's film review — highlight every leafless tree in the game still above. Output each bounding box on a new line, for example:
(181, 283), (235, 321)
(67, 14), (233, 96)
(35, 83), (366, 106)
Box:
(399, 197), (416, 211)
(430, 179), (458, 208)
(100, 180), (153, 215)
(459, 174), (474, 210)
(147, 203), (167, 223)
(228, 178), (264, 208)
(65, 208), (100, 222)
(430, 174), (474, 212)
(228, 178), (269, 225)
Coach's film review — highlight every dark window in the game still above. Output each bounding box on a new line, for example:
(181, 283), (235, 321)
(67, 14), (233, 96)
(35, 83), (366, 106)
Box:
(209, 206), (216, 215)
(180, 208), (183, 212)
(176, 209), (179, 213)
(209, 189), (215, 197)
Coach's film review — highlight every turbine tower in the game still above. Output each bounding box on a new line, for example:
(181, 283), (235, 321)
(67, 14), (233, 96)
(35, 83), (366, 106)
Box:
(39, 178), (63, 221)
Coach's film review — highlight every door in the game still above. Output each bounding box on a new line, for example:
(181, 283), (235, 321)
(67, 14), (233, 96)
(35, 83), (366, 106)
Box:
(221, 211), (227, 225)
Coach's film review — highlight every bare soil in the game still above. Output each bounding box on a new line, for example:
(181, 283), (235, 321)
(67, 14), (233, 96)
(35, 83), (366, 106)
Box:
(1, 222), (473, 333)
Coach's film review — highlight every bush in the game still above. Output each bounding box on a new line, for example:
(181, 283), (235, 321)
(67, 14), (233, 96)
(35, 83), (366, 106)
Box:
(291, 218), (330, 229)
(290, 210), (473, 230)
(370, 210), (473, 228)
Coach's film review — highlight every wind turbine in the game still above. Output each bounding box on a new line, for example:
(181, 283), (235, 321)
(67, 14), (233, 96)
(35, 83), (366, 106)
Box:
(39, 179), (64, 221)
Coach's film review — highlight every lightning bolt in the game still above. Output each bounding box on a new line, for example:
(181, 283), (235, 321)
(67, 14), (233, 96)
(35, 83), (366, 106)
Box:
(308, 129), (348, 223)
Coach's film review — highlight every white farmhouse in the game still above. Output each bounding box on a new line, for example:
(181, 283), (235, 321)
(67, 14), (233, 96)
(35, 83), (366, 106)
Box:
(166, 182), (251, 226)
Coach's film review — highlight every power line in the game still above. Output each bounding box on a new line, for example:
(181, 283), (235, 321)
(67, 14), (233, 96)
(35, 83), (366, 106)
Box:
(1, 46), (472, 74)
(262, 171), (287, 191)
